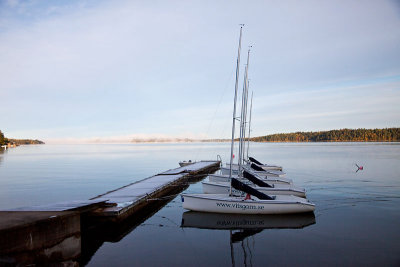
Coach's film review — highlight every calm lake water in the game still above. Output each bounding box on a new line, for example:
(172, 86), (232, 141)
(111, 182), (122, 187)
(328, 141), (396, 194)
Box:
(1, 142), (400, 266)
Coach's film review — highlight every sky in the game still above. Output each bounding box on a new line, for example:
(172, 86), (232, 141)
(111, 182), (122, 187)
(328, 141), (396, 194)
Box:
(0, 0), (399, 143)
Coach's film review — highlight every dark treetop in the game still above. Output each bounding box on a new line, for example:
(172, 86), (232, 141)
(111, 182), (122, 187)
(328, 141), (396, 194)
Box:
(250, 128), (400, 142)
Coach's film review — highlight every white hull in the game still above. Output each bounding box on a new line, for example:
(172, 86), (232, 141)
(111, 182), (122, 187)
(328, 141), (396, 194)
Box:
(179, 161), (194, 167)
(221, 166), (286, 177)
(202, 181), (306, 198)
(181, 193), (315, 214)
(208, 174), (293, 185)
(226, 162), (283, 171)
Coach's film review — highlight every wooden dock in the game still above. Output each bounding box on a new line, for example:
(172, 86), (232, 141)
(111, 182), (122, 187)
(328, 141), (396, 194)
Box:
(0, 161), (220, 264)
(90, 161), (220, 220)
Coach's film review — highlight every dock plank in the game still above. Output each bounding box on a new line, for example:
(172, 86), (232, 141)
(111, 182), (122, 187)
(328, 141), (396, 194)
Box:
(160, 161), (218, 175)
(4, 200), (109, 212)
(92, 161), (220, 218)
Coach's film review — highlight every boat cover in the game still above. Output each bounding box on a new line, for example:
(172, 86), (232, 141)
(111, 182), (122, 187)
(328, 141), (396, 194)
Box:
(249, 157), (263, 165)
(243, 170), (272, 188)
(250, 163), (265, 172)
(231, 178), (274, 200)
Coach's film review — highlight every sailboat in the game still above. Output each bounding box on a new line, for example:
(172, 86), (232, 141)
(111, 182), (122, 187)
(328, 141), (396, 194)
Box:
(220, 164), (286, 177)
(223, 161), (283, 172)
(182, 176), (314, 214)
(181, 26), (315, 214)
(248, 157), (283, 171)
(203, 169), (306, 197)
(207, 171), (293, 185)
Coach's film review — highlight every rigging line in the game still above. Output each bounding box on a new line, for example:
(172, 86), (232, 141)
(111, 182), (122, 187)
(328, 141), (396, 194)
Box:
(193, 66), (236, 161)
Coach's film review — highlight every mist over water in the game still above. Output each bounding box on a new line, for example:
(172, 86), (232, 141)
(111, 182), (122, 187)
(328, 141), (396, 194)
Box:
(1, 142), (399, 266)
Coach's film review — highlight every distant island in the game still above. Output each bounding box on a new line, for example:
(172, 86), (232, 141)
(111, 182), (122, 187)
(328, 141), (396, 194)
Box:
(0, 130), (45, 147)
(129, 128), (400, 143)
(1, 128), (399, 146)
(250, 128), (400, 142)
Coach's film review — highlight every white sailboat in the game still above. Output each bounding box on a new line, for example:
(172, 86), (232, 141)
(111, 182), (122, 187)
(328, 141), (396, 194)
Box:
(182, 177), (314, 214)
(202, 170), (306, 197)
(248, 156), (283, 171)
(224, 161), (283, 171)
(179, 160), (194, 167)
(202, 181), (306, 197)
(181, 26), (315, 215)
(181, 193), (315, 214)
(220, 164), (286, 177)
(207, 170), (293, 185)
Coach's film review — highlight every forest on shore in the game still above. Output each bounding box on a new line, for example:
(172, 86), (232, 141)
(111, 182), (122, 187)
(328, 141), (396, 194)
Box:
(2, 128), (399, 145)
(0, 130), (44, 146)
(250, 128), (400, 142)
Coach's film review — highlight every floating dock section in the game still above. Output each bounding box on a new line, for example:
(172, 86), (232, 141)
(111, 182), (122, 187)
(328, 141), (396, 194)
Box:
(90, 161), (220, 221)
(0, 161), (220, 264)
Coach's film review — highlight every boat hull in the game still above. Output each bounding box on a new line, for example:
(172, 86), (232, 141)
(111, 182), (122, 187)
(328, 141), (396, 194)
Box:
(208, 174), (293, 185)
(202, 181), (306, 197)
(179, 161), (194, 167)
(225, 163), (283, 171)
(181, 194), (315, 214)
(221, 166), (286, 177)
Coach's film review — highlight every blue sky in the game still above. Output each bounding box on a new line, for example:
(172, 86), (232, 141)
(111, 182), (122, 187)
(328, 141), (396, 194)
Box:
(0, 0), (399, 143)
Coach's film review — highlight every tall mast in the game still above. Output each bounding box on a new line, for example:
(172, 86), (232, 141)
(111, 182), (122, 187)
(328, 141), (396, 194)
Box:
(242, 61), (250, 165)
(238, 48), (250, 174)
(237, 65), (246, 173)
(246, 91), (253, 160)
(229, 25), (243, 195)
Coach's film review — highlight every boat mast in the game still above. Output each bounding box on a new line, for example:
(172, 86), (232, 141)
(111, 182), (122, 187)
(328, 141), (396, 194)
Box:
(246, 91), (253, 160)
(242, 61), (250, 165)
(238, 49), (250, 174)
(237, 64), (246, 174)
(229, 25), (243, 195)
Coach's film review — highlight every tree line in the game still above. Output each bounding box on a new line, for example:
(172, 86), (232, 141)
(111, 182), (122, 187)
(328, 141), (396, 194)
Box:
(250, 128), (400, 142)
(0, 130), (44, 146)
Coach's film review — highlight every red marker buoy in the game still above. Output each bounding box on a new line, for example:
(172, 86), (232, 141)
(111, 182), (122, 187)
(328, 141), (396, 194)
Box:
(356, 164), (363, 171)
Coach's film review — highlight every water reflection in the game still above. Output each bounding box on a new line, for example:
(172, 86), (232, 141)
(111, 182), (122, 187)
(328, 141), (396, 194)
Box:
(0, 148), (5, 166)
(0, 234), (81, 265)
(0, 211), (81, 266)
(181, 211), (316, 230)
(182, 212), (315, 266)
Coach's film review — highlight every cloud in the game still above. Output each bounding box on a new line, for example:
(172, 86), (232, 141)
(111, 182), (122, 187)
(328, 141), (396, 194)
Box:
(0, 0), (399, 139)
(251, 78), (400, 134)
